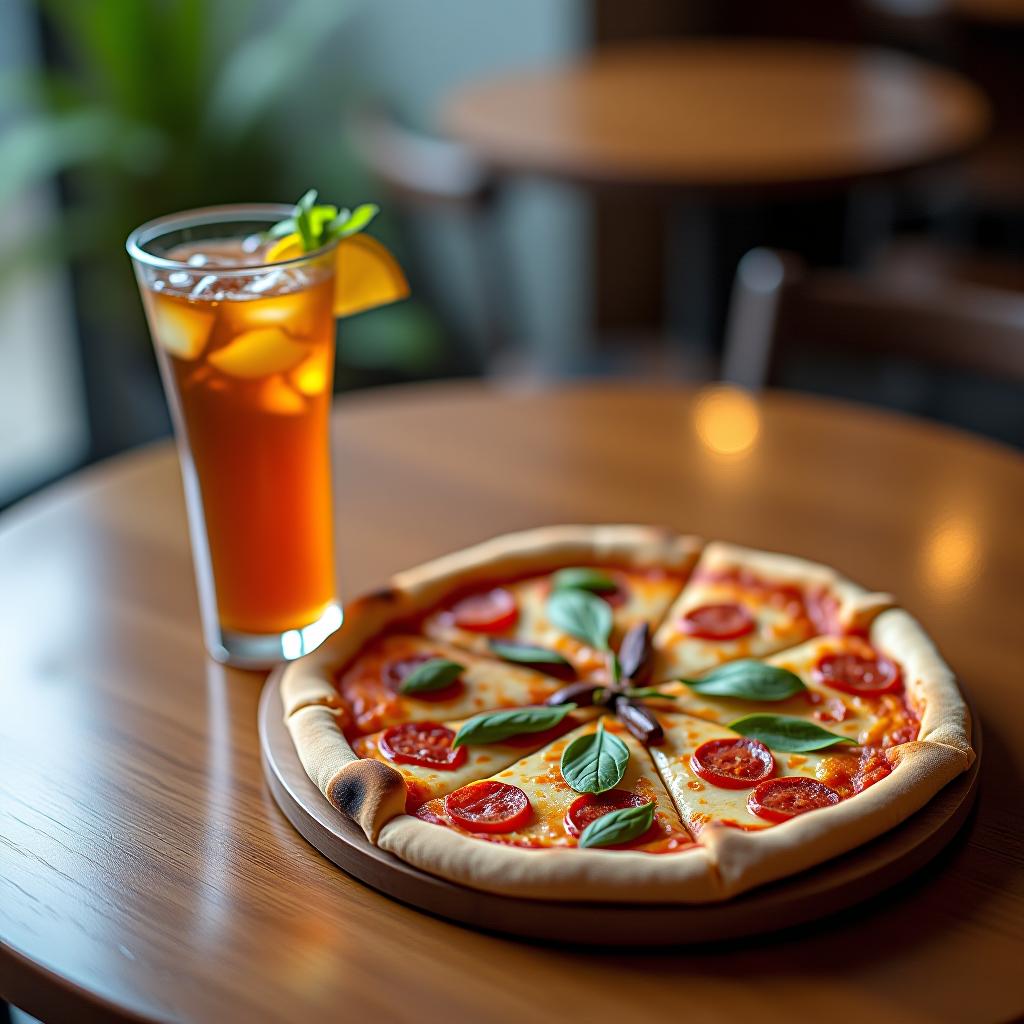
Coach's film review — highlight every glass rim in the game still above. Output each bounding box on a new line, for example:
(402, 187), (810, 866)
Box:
(125, 203), (339, 275)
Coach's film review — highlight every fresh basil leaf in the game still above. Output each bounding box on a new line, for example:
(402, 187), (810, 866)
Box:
(728, 713), (856, 752)
(578, 801), (655, 849)
(398, 658), (464, 695)
(487, 640), (571, 667)
(453, 703), (577, 748)
(560, 720), (630, 793)
(682, 660), (806, 702)
(546, 588), (612, 651)
(625, 687), (677, 700)
(551, 567), (619, 593)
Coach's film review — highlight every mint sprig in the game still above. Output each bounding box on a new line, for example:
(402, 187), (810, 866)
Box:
(269, 189), (380, 253)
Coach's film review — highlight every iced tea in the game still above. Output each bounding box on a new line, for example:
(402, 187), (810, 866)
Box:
(129, 208), (342, 664)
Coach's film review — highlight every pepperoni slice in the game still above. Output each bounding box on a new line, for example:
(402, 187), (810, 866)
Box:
(451, 588), (518, 633)
(690, 737), (775, 789)
(379, 722), (467, 771)
(564, 789), (653, 841)
(747, 776), (841, 822)
(383, 654), (465, 702)
(444, 781), (532, 833)
(813, 652), (902, 696)
(681, 602), (755, 641)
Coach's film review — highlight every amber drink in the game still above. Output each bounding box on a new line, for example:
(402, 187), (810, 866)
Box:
(128, 206), (342, 666)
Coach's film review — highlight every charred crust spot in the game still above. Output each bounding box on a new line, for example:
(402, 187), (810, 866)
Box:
(330, 774), (366, 817)
(357, 587), (402, 607)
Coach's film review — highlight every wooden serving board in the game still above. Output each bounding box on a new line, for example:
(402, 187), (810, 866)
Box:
(259, 670), (980, 945)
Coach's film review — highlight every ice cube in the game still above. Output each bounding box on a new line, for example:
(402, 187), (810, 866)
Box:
(222, 289), (315, 336)
(187, 253), (208, 267)
(258, 375), (306, 415)
(207, 327), (309, 379)
(288, 345), (331, 396)
(191, 274), (219, 298)
(150, 300), (215, 360)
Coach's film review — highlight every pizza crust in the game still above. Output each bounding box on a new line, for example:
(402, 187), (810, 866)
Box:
(871, 608), (973, 764)
(377, 813), (723, 903)
(286, 704), (406, 841)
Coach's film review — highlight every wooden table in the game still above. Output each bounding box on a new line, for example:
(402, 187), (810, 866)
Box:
(1, 383), (1021, 1024)
(442, 40), (989, 193)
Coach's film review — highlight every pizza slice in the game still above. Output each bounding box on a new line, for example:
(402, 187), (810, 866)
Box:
(647, 711), (893, 835)
(647, 632), (920, 749)
(651, 541), (893, 680)
(412, 717), (694, 853)
(352, 705), (598, 811)
(421, 563), (691, 682)
(335, 634), (566, 736)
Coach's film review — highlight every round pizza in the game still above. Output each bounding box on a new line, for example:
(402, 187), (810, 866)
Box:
(280, 525), (974, 903)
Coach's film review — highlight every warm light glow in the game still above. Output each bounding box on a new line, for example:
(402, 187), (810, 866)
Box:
(693, 385), (761, 458)
(921, 514), (982, 598)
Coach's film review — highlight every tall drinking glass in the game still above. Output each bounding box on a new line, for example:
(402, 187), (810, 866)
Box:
(128, 205), (342, 667)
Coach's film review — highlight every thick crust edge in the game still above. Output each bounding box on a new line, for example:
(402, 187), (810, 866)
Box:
(872, 608), (973, 763)
(286, 704), (406, 841)
(377, 815), (722, 903)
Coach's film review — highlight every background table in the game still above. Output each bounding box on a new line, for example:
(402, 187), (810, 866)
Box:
(442, 40), (989, 193)
(1, 383), (1021, 1024)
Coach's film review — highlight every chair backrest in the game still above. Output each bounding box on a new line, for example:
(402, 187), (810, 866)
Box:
(722, 247), (1024, 389)
(352, 106), (496, 211)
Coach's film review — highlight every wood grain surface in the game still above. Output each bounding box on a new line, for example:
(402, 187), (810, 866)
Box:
(1, 382), (1022, 1023)
(441, 41), (989, 192)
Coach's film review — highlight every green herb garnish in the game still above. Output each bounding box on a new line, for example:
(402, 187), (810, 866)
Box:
(453, 703), (577, 748)
(578, 801), (656, 849)
(728, 713), (856, 752)
(551, 567), (619, 594)
(398, 658), (464, 695)
(546, 588), (612, 651)
(268, 189), (379, 253)
(560, 719), (630, 794)
(487, 640), (571, 667)
(680, 661), (806, 702)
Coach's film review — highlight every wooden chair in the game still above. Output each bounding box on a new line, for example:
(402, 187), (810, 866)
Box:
(352, 106), (520, 370)
(721, 247), (1024, 389)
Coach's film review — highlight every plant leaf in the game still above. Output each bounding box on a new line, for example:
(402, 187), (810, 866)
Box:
(560, 720), (630, 793)
(487, 640), (571, 667)
(682, 660), (806, 702)
(578, 801), (655, 849)
(453, 703), (577, 748)
(728, 714), (857, 752)
(546, 589), (612, 651)
(398, 658), (464, 695)
(551, 567), (618, 593)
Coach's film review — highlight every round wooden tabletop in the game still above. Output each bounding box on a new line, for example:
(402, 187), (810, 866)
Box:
(1, 382), (1021, 1024)
(441, 41), (990, 192)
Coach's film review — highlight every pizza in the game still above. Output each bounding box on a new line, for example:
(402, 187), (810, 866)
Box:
(280, 525), (973, 903)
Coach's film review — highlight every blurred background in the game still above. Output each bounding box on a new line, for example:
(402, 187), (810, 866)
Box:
(2, 0), (1022, 510)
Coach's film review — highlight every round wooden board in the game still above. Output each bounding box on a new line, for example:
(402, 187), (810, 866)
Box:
(259, 670), (980, 946)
